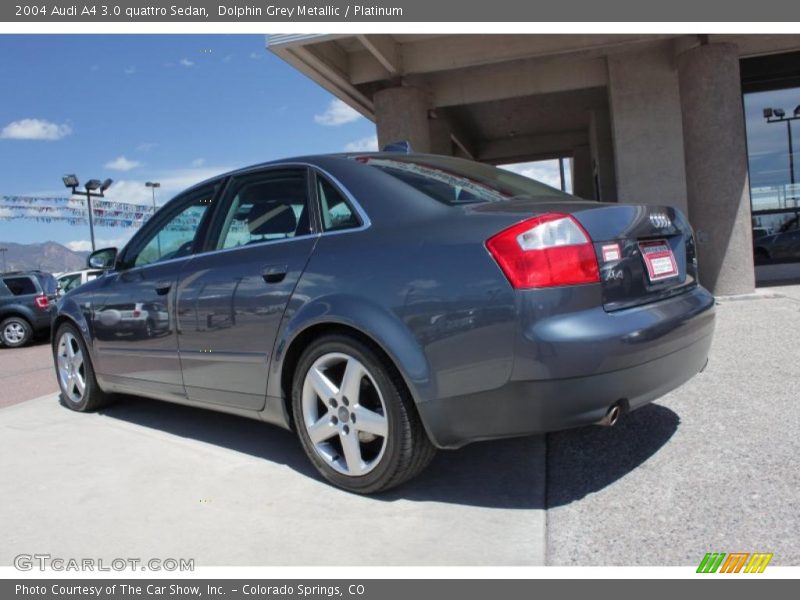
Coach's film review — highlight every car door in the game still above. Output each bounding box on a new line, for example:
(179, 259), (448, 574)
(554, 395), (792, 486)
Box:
(91, 182), (220, 398)
(176, 167), (319, 411)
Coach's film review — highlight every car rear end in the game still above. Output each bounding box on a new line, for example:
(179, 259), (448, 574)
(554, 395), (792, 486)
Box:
(353, 154), (715, 448)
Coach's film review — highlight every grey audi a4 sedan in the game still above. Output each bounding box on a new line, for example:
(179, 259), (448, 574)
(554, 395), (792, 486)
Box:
(53, 153), (715, 493)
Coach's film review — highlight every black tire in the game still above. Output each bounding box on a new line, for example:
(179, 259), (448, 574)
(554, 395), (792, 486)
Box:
(0, 316), (33, 348)
(292, 333), (436, 494)
(53, 322), (112, 412)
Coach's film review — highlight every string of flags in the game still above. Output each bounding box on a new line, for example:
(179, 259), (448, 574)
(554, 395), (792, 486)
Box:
(0, 195), (154, 229)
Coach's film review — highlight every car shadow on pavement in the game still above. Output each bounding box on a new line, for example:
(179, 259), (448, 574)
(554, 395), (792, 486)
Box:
(98, 395), (678, 509)
(545, 403), (679, 507)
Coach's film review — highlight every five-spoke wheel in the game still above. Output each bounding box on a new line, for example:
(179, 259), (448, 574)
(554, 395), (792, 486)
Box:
(302, 352), (389, 476)
(293, 334), (435, 494)
(53, 323), (111, 412)
(56, 331), (86, 404)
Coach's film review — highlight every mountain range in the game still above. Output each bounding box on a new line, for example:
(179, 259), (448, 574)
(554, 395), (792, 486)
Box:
(0, 241), (89, 274)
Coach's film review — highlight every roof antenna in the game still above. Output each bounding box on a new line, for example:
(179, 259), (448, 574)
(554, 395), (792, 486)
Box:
(382, 140), (413, 153)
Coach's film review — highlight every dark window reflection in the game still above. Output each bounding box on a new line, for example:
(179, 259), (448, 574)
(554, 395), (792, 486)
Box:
(744, 86), (800, 265)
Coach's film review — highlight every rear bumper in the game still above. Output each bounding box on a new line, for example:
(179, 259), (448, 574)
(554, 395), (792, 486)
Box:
(417, 286), (715, 449)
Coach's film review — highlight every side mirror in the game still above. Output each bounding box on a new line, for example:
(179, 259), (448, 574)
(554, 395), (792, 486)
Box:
(87, 247), (118, 270)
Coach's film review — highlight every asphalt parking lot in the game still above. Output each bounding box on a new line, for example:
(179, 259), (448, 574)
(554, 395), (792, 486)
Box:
(1, 286), (798, 566)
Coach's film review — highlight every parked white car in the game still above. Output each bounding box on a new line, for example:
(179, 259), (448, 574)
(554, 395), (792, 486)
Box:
(55, 269), (104, 295)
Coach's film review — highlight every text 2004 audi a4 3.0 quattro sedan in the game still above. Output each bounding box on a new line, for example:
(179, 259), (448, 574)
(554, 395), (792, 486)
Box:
(53, 153), (715, 493)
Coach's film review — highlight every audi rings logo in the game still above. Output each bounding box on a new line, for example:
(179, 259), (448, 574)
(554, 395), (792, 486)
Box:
(649, 211), (672, 229)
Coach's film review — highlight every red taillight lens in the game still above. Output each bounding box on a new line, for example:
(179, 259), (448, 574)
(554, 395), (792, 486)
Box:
(34, 294), (49, 309)
(486, 213), (600, 289)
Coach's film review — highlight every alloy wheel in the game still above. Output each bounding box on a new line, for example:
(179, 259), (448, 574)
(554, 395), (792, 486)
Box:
(301, 352), (389, 477)
(57, 331), (86, 404)
(3, 322), (26, 345)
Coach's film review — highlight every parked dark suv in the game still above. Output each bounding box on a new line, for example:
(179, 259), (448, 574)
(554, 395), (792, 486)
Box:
(0, 270), (57, 347)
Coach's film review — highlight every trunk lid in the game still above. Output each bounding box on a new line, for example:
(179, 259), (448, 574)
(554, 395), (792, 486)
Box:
(470, 198), (698, 310)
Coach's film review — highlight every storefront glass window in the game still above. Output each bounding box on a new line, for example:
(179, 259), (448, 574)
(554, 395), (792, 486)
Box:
(743, 86), (800, 265)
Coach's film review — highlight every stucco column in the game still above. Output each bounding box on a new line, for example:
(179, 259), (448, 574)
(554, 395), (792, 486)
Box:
(678, 43), (755, 296)
(428, 117), (453, 156)
(374, 86), (432, 153)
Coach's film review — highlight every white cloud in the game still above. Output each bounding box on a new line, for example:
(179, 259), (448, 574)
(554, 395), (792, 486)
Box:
(124, 66), (136, 75)
(344, 135), (379, 152)
(100, 165), (233, 206)
(222, 54), (234, 63)
(314, 99), (362, 126)
(249, 52), (262, 60)
(0, 118), (72, 141)
(136, 142), (157, 152)
(501, 160), (566, 190)
(105, 156), (141, 172)
(66, 237), (132, 253)
(191, 158), (205, 167)
(179, 58), (195, 67)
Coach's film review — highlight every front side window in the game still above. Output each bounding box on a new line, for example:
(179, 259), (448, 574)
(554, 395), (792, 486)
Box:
(317, 176), (360, 231)
(217, 171), (311, 249)
(130, 185), (216, 268)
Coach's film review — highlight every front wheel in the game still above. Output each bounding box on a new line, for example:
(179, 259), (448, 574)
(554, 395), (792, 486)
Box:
(53, 323), (112, 412)
(292, 334), (435, 494)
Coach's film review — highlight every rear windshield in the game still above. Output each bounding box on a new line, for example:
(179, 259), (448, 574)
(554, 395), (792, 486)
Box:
(3, 276), (37, 296)
(350, 154), (570, 205)
(36, 274), (57, 295)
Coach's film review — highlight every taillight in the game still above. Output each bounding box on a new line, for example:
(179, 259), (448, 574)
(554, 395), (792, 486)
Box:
(34, 294), (49, 309)
(486, 213), (600, 288)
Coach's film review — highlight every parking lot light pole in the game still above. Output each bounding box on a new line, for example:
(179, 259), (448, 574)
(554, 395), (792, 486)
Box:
(146, 181), (161, 256)
(62, 175), (113, 252)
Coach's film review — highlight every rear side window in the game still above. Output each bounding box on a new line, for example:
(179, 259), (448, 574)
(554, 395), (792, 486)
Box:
(216, 171), (312, 249)
(352, 155), (569, 205)
(317, 176), (360, 231)
(3, 277), (37, 296)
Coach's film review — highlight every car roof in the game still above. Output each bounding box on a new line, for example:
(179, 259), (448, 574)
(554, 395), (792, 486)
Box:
(175, 152), (444, 197)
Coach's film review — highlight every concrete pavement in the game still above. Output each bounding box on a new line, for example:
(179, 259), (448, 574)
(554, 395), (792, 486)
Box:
(0, 288), (798, 566)
(547, 291), (800, 565)
(0, 392), (545, 566)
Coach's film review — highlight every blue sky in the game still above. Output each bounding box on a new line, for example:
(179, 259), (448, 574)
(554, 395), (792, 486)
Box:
(0, 34), (378, 250)
(3, 34), (794, 251)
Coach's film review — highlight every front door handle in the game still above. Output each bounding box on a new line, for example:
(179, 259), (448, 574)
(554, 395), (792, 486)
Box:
(154, 281), (172, 295)
(262, 265), (288, 284)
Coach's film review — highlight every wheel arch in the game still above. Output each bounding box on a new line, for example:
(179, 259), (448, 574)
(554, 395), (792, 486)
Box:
(270, 298), (435, 431)
(51, 298), (93, 349)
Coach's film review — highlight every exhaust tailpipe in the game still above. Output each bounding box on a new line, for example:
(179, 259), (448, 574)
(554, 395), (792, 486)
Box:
(597, 404), (621, 427)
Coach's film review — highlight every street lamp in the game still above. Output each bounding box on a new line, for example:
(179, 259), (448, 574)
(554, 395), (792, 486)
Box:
(0, 247), (7, 273)
(146, 181), (161, 257)
(62, 174), (114, 252)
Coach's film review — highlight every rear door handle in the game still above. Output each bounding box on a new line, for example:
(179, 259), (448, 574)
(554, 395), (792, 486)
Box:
(154, 281), (172, 295)
(262, 265), (288, 284)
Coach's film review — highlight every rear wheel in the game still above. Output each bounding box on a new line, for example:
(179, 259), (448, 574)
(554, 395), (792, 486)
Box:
(53, 323), (112, 412)
(1, 316), (32, 348)
(292, 334), (435, 494)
